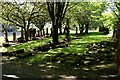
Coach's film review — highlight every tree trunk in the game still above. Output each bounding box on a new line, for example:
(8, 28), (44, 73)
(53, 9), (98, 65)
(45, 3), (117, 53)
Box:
(85, 23), (89, 34)
(64, 18), (70, 42)
(59, 23), (62, 35)
(25, 30), (29, 41)
(40, 30), (43, 37)
(29, 28), (32, 40)
(116, 29), (120, 74)
(116, 20), (120, 74)
(112, 28), (117, 41)
(52, 24), (58, 45)
(80, 24), (84, 35)
(21, 27), (24, 38)
(50, 28), (52, 37)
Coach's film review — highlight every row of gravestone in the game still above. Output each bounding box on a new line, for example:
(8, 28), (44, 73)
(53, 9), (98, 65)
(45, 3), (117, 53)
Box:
(4, 27), (76, 43)
(2, 41), (68, 58)
(18, 28), (52, 43)
(3, 28), (52, 43)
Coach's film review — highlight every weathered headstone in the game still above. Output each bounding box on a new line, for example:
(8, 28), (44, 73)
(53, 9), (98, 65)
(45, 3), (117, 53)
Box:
(29, 28), (32, 40)
(43, 29), (45, 36)
(46, 28), (49, 35)
(4, 31), (8, 42)
(13, 32), (16, 42)
(75, 27), (78, 35)
(33, 28), (36, 38)
(37, 30), (40, 37)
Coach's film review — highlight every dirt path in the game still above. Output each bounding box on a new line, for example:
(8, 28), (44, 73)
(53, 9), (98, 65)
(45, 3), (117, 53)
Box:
(2, 63), (117, 80)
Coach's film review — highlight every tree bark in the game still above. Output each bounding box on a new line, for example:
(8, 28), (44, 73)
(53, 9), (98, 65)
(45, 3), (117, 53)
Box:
(112, 28), (117, 41)
(80, 24), (84, 35)
(24, 29), (29, 41)
(52, 24), (58, 45)
(13, 32), (16, 42)
(116, 29), (120, 74)
(59, 23), (62, 35)
(116, 20), (120, 74)
(46, 2), (69, 45)
(85, 23), (89, 34)
(21, 27), (24, 38)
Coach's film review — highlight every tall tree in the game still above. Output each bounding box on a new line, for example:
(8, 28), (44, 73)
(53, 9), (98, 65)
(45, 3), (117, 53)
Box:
(46, 1), (69, 45)
(111, 2), (120, 74)
(66, 2), (108, 34)
(2, 2), (47, 41)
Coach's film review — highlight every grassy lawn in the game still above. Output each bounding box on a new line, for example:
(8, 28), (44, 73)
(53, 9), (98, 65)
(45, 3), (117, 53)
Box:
(6, 38), (52, 52)
(17, 32), (111, 64)
(10, 32), (116, 79)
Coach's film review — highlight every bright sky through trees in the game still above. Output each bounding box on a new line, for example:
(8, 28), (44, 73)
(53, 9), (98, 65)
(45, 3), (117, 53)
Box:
(2, 0), (120, 2)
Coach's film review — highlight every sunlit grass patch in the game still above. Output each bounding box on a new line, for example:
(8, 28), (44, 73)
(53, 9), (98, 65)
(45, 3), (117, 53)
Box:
(10, 32), (116, 78)
(7, 38), (52, 52)
(18, 32), (111, 64)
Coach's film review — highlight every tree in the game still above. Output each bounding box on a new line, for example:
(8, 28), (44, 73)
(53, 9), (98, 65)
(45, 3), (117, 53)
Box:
(46, 1), (69, 45)
(66, 2), (108, 34)
(2, 2), (47, 41)
(110, 2), (120, 74)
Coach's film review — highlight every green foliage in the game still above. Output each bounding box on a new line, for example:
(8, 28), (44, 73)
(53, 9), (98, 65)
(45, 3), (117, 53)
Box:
(2, 2), (48, 31)
(65, 2), (114, 30)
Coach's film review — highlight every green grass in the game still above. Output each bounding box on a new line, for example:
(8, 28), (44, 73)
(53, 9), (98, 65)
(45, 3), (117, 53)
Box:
(9, 32), (116, 78)
(16, 32), (110, 64)
(49, 32), (110, 54)
(7, 38), (52, 52)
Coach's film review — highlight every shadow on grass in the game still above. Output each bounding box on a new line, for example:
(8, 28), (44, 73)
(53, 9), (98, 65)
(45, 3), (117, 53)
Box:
(8, 41), (116, 79)
(2, 32), (116, 79)
(6, 38), (52, 52)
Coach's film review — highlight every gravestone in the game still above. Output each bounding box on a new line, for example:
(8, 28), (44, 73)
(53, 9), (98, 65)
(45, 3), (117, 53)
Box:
(75, 27), (78, 35)
(13, 32), (16, 42)
(29, 28), (32, 40)
(4, 31), (9, 42)
(43, 29), (45, 36)
(33, 28), (36, 38)
(37, 30), (40, 37)
(46, 28), (49, 35)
